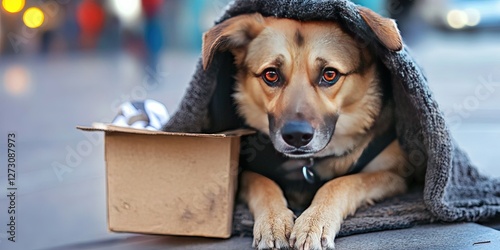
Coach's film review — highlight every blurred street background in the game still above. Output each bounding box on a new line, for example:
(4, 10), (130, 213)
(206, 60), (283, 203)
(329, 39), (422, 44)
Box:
(0, 0), (499, 250)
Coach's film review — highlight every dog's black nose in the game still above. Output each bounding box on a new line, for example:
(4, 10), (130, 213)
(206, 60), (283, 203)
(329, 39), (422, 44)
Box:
(281, 121), (314, 148)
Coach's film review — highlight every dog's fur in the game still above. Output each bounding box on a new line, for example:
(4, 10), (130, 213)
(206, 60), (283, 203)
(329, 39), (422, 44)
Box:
(202, 7), (410, 250)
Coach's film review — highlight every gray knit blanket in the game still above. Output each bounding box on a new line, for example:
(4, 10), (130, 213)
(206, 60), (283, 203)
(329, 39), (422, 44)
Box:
(163, 0), (500, 237)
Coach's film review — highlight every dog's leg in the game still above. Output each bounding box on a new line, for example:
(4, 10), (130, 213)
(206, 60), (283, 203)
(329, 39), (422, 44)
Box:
(240, 171), (295, 249)
(290, 171), (406, 250)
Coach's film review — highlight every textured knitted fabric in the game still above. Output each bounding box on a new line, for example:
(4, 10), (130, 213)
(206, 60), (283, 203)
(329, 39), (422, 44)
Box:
(163, 0), (500, 237)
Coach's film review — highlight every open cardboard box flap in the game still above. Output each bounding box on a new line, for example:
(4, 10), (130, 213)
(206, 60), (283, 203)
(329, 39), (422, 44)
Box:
(77, 123), (255, 137)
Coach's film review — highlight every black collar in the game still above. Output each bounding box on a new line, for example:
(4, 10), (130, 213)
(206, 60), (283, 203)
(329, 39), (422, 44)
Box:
(347, 126), (397, 174)
(239, 125), (397, 186)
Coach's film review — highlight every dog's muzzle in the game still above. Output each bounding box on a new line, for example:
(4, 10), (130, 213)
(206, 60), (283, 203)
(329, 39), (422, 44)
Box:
(269, 114), (338, 158)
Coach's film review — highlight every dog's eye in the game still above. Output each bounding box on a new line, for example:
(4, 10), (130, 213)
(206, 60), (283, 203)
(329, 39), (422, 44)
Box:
(320, 68), (341, 87)
(262, 68), (281, 86)
(323, 70), (336, 82)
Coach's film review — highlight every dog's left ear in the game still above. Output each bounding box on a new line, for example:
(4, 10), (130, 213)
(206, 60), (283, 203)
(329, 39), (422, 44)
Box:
(202, 13), (266, 70)
(358, 6), (403, 52)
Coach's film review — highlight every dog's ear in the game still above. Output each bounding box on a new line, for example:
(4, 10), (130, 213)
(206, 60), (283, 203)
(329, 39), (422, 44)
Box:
(202, 13), (265, 70)
(358, 6), (403, 52)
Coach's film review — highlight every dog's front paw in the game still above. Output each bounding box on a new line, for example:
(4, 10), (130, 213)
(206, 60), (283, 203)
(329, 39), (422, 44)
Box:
(252, 207), (295, 249)
(289, 206), (340, 250)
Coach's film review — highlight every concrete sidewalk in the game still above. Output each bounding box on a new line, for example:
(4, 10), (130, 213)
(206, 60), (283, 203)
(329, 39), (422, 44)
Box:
(46, 223), (500, 250)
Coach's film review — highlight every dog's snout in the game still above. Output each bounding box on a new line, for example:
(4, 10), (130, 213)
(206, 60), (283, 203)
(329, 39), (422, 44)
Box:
(281, 121), (314, 148)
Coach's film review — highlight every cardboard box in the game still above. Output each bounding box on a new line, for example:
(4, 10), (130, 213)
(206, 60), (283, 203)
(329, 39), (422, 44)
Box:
(77, 124), (254, 238)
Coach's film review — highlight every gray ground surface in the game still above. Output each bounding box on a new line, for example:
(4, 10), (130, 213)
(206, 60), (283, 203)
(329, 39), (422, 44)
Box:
(0, 27), (499, 250)
(44, 223), (500, 250)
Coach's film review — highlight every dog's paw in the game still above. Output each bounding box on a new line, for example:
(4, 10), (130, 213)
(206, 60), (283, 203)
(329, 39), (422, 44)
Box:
(252, 207), (295, 249)
(289, 206), (340, 250)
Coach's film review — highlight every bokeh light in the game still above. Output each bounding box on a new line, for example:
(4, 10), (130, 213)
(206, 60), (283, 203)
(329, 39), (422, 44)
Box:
(109, 0), (141, 26)
(141, 0), (162, 18)
(23, 7), (45, 28)
(465, 8), (481, 27)
(2, 0), (25, 13)
(77, 0), (105, 35)
(447, 10), (468, 29)
(3, 65), (31, 96)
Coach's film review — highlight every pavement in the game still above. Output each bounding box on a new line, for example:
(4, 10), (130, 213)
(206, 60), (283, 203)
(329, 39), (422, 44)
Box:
(44, 223), (500, 250)
(0, 27), (500, 250)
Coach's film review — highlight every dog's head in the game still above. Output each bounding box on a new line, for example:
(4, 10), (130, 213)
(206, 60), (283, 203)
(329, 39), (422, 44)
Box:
(203, 8), (402, 158)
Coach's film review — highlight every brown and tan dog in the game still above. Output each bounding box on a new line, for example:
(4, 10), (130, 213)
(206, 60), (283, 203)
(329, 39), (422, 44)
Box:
(202, 7), (411, 250)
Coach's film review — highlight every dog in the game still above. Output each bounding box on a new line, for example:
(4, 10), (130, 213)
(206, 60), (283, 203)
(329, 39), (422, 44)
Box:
(202, 7), (411, 250)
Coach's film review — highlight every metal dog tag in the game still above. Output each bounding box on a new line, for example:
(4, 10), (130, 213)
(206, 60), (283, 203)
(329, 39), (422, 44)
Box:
(302, 158), (316, 184)
(302, 166), (316, 184)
